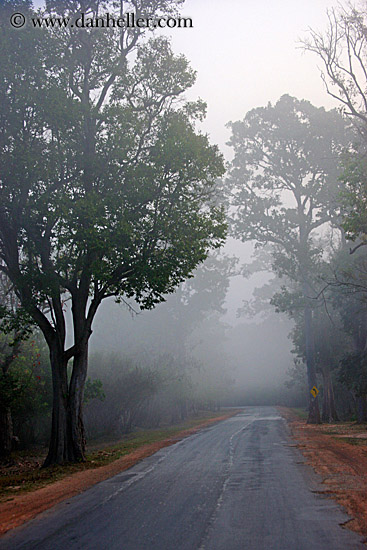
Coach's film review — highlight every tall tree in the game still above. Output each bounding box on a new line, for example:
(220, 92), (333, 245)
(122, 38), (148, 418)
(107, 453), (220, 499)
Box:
(328, 246), (367, 421)
(272, 282), (344, 423)
(303, 3), (367, 418)
(226, 95), (348, 423)
(0, 0), (226, 465)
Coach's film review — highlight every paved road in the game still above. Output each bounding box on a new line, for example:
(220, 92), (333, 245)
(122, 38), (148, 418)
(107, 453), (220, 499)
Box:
(0, 407), (364, 549)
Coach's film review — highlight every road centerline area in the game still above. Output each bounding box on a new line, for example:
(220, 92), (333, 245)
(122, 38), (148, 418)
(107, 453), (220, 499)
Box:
(0, 407), (364, 550)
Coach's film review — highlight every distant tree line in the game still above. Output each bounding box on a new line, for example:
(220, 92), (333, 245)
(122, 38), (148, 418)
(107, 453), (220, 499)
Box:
(4, 0), (367, 465)
(226, 2), (367, 424)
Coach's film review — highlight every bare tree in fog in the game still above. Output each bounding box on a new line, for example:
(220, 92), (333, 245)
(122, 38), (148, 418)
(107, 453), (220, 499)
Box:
(304, 3), (367, 420)
(303, 3), (367, 136)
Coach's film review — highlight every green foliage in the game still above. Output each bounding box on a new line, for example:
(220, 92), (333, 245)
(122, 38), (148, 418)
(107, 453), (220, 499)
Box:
(339, 351), (367, 396)
(0, 0), (226, 317)
(270, 286), (305, 316)
(0, 334), (52, 420)
(326, 245), (367, 346)
(227, 95), (348, 271)
(226, 95), (351, 423)
(0, 306), (34, 340)
(0, 367), (22, 410)
(0, 0), (227, 462)
(226, 94), (349, 326)
(340, 151), (367, 242)
(84, 378), (105, 405)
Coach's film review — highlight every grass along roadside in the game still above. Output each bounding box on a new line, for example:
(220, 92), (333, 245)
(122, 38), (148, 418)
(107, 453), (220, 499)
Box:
(289, 407), (308, 420)
(0, 410), (238, 502)
(282, 407), (367, 446)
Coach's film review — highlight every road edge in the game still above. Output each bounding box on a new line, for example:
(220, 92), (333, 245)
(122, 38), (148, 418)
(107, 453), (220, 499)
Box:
(277, 406), (367, 543)
(0, 410), (239, 536)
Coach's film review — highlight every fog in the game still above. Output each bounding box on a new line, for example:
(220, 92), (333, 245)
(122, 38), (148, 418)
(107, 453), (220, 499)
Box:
(166, 0), (338, 155)
(33, 0), (339, 154)
(83, 0), (341, 406)
(5, 0), (363, 458)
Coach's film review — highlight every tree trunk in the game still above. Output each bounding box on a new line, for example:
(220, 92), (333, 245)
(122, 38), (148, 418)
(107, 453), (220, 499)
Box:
(43, 346), (72, 466)
(68, 343), (88, 461)
(43, 343), (88, 466)
(304, 301), (321, 424)
(321, 366), (339, 423)
(0, 404), (13, 459)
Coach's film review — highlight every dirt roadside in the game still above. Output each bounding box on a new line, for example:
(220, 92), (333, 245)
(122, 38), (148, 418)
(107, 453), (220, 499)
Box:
(0, 412), (236, 536)
(3, 408), (366, 541)
(278, 406), (367, 542)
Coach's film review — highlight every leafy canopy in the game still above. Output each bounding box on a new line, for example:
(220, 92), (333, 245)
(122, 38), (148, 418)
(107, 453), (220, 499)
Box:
(226, 94), (349, 281)
(0, 0), (226, 328)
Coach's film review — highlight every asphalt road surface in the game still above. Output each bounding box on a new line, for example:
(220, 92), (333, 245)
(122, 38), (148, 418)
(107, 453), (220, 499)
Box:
(0, 407), (365, 550)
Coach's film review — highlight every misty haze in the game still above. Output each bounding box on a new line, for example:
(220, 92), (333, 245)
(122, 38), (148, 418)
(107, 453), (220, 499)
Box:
(1, 1), (367, 549)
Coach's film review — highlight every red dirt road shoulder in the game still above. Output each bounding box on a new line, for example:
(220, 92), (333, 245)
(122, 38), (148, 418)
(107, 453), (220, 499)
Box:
(278, 406), (367, 540)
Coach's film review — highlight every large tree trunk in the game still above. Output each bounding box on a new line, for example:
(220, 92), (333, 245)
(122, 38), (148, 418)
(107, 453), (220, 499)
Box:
(44, 346), (72, 466)
(69, 343), (88, 461)
(0, 403), (13, 459)
(43, 343), (88, 466)
(304, 302), (321, 424)
(321, 365), (339, 423)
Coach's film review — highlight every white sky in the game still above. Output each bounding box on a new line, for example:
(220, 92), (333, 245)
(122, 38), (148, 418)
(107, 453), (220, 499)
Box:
(161, 0), (340, 327)
(32, 0), (339, 156)
(165, 0), (339, 157)
(31, 0), (340, 329)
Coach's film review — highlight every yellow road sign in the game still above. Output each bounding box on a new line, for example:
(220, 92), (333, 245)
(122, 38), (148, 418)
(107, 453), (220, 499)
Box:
(310, 386), (319, 398)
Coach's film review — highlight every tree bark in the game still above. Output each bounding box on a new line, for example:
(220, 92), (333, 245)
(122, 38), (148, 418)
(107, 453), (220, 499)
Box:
(321, 365), (339, 423)
(304, 301), (321, 424)
(43, 345), (72, 466)
(44, 340), (90, 466)
(42, 283), (97, 466)
(68, 343), (88, 461)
